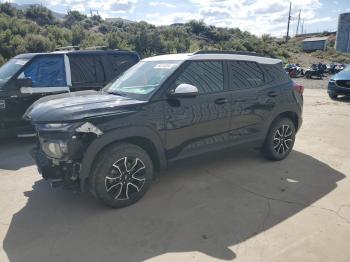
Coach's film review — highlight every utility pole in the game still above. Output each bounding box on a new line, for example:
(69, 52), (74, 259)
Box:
(286, 2), (292, 43)
(301, 19), (304, 34)
(296, 9), (301, 36)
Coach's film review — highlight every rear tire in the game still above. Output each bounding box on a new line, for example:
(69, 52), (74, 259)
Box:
(90, 143), (154, 208)
(262, 118), (296, 161)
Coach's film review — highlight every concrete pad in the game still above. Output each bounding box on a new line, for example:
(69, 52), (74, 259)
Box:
(0, 88), (350, 262)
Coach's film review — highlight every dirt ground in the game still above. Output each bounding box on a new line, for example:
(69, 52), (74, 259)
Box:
(294, 73), (331, 90)
(1, 81), (350, 262)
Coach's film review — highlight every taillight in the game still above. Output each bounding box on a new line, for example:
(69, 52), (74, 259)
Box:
(293, 82), (304, 95)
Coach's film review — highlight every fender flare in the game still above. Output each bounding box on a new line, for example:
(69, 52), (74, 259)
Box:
(79, 126), (167, 190)
(263, 106), (302, 136)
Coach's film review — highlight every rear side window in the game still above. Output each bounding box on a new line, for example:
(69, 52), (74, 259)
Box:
(22, 56), (66, 87)
(176, 61), (224, 94)
(262, 63), (290, 83)
(69, 55), (106, 84)
(227, 61), (264, 89)
(110, 55), (138, 77)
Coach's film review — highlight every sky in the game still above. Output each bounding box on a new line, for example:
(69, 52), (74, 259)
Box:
(4, 0), (350, 37)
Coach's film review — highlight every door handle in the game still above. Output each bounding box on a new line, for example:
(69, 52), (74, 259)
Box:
(214, 98), (229, 105)
(267, 91), (278, 98)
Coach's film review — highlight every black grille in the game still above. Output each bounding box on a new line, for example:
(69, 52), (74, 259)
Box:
(336, 80), (350, 88)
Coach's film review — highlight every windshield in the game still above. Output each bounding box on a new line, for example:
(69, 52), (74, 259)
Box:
(104, 61), (182, 99)
(0, 58), (29, 87)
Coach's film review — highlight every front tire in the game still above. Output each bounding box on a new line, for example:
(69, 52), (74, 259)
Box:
(263, 118), (296, 161)
(90, 143), (154, 208)
(328, 92), (338, 100)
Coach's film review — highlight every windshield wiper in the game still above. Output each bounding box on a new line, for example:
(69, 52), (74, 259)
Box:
(106, 91), (124, 96)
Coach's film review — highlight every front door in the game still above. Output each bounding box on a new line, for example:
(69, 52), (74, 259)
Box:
(4, 55), (68, 135)
(164, 61), (231, 160)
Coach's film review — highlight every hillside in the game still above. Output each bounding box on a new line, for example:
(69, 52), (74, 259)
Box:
(0, 3), (349, 67)
(10, 3), (65, 19)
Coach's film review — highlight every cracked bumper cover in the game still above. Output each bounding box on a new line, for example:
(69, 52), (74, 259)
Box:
(32, 122), (103, 187)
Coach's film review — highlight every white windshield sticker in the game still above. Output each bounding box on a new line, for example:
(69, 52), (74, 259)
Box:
(154, 64), (177, 69)
(15, 59), (28, 66)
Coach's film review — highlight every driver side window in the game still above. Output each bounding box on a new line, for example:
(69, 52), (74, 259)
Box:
(20, 56), (66, 87)
(176, 61), (224, 94)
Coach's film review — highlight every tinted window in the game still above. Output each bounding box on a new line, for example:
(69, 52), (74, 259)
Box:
(227, 61), (264, 89)
(263, 63), (290, 83)
(22, 56), (66, 87)
(69, 55), (106, 84)
(176, 61), (224, 94)
(111, 55), (137, 77)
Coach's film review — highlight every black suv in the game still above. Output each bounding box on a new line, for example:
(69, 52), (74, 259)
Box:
(25, 51), (304, 208)
(0, 50), (139, 138)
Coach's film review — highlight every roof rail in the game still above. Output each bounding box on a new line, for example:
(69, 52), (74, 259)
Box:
(83, 46), (108, 50)
(193, 50), (276, 58)
(55, 46), (80, 51)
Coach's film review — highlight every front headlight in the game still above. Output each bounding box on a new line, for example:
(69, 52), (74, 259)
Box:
(36, 123), (74, 132)
(41, 140), (68, 159)
(44, 123), (71, 129)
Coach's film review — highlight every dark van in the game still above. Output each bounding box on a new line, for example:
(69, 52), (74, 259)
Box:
(0, 50), (139, 138)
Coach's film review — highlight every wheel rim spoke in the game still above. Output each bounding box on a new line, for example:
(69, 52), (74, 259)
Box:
(105, 156), (146, 200)
(273, 124), (294, 155)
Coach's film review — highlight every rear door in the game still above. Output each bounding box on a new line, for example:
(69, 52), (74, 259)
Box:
(226, 60), (271, 142)
(164, 60), (232, 160)
(68, 54), (107, 91)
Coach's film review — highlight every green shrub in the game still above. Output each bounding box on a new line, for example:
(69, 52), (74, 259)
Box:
(24, 34), (54, 52)
(0, 55), (5, 66)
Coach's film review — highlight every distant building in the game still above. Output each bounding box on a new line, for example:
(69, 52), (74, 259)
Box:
(335, 13), (350, 53)
(302, 37), (328, 52)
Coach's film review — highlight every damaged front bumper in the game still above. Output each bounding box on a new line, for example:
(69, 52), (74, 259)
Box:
(32, 122), (103, 190)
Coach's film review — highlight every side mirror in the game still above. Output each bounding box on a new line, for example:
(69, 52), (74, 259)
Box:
(168, 83), (199, 98)
(17, 77), (33, 87)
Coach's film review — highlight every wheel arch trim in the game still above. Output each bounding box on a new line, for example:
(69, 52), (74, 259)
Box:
(79, 126), (166, 191)
(264, 108), (302, 137)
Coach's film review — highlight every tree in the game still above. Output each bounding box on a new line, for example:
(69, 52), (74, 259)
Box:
(186, 20), (207, 35)
(64, 11), (87, 28)
(72, 25), (86, 46)
(0, 3), (17, 17)
(25, 5), (56, 26)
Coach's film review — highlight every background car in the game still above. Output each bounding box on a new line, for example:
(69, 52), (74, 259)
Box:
(328, 64), (350, 99)
(0, 49), (139, 138)
(304, 64), (323, 79)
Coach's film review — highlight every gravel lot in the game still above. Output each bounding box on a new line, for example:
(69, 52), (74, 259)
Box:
(1, 81), (350, 262)
(294, 74), (329, 89)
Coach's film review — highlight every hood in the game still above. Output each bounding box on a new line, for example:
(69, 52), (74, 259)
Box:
(333, 70), (350, 80)
(24, 90), (146, 123)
